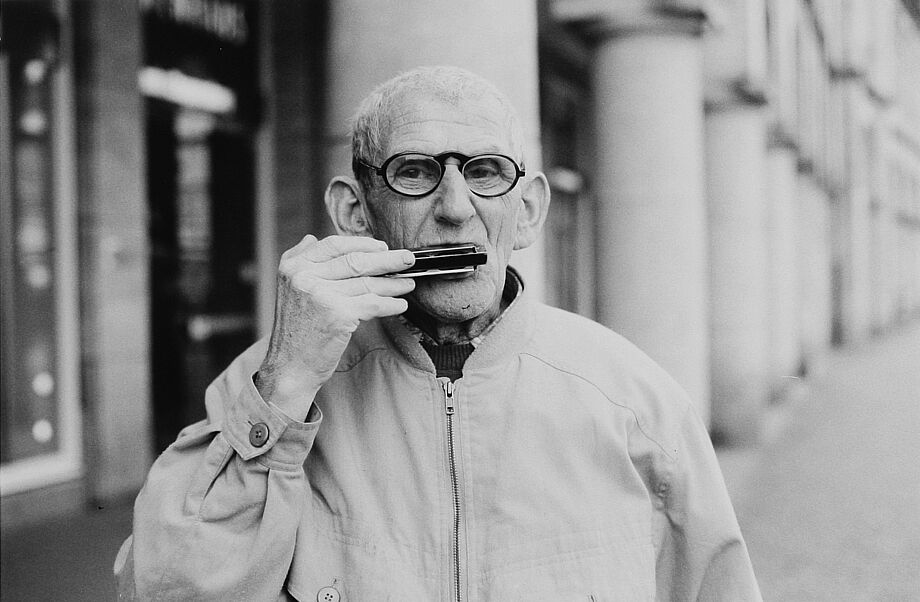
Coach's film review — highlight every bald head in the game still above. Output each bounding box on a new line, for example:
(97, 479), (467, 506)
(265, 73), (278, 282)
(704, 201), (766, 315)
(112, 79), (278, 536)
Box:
(350, 66), (525, 192)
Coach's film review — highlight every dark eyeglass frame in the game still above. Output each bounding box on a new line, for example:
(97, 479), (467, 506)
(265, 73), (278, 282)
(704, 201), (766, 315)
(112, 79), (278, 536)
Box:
(354, 151), (526, 198)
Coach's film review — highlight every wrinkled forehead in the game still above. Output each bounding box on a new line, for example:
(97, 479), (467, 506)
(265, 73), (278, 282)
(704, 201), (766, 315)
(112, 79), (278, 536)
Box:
(378, 89), (519, 158)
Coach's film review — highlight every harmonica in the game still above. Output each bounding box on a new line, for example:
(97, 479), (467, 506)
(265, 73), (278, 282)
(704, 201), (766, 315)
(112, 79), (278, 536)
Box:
(390, 243), (487, 278)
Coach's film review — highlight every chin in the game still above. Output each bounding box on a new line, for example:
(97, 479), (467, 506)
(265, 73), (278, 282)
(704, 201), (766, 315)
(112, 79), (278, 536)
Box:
(411, 276), (497, 323)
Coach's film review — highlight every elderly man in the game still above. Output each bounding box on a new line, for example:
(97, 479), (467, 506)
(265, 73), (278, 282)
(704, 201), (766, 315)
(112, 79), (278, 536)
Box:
(116, 66), (760, 601)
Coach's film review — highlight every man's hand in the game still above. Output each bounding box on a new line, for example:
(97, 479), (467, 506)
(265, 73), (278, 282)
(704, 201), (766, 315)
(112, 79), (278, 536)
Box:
(255, 234), (416, 419)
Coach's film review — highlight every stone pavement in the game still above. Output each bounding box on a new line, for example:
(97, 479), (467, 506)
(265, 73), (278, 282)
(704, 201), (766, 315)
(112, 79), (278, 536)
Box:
(1, 322), (917, 601)
(0, 498), (132, 601)
(718, 320), (920, 601)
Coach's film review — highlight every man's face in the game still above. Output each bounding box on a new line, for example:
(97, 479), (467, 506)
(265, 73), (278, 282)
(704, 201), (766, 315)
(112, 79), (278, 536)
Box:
(361, 93), (524, 324)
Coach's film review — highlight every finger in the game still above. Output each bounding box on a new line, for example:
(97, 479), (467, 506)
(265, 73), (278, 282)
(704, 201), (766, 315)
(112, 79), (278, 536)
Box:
(329, 275), (416, 298)
(281, 234), (318, 260)
(347, 294), (409, 321)
(311, 249), (415, 279)
(305, 235), (388, 262)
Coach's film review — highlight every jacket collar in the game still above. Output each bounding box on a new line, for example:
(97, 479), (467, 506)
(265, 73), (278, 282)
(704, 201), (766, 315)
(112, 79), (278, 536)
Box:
(375, 267), (535, 376)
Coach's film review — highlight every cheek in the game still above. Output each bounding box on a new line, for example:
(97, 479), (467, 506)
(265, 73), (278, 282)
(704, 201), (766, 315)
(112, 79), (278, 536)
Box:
(487, 197), (520, 254)
(366, 200), (416, 247)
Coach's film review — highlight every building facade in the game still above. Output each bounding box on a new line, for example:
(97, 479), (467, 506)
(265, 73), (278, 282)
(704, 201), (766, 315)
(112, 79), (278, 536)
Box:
(2, 0), (919, 524)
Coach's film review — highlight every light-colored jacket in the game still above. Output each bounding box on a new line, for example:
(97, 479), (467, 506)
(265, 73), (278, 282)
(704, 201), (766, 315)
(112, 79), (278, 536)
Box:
(115, 284), (761, 601)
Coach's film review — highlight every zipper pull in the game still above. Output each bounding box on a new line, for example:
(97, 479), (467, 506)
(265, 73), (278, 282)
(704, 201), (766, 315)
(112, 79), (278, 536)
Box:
(441, 378), (455, 415)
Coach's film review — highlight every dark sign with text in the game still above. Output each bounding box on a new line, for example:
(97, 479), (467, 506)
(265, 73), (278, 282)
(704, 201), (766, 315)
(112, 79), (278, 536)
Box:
(141, 0), (258, 120)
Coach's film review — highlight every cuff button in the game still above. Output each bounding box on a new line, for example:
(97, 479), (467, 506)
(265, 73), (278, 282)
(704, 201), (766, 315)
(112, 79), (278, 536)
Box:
(249, 422), (270, 447)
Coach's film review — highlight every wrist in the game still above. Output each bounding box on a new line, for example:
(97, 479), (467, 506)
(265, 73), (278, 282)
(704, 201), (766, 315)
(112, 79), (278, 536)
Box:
(254, 365), (321, 421)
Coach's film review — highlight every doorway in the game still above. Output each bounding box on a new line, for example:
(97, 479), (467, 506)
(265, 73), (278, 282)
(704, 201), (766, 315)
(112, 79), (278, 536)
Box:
(147, 104), (257, 451)
(141, 0), (260, 452)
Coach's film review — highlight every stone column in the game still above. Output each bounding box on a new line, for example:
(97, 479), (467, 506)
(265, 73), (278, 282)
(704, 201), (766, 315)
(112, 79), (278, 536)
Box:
(797, 169), (833, 374)
(869, 192), (887, 330)
(589, 10), (711, 420)
(74, 0), (152, 499)
(323, 0), (546, 299)
(704, 105), (770, 445)
(834, 82), (874, 343)
(702, 0), (771, 444)
(765, 139), (802, 392)
(763, 0), (803, 397)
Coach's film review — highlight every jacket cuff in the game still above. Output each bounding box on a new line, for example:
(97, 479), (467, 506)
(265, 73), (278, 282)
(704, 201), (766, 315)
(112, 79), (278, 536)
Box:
(223, 371), (322, 468)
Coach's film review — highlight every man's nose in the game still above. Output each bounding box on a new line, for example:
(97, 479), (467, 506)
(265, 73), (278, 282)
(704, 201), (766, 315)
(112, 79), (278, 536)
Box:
(433, 164), (476, 224)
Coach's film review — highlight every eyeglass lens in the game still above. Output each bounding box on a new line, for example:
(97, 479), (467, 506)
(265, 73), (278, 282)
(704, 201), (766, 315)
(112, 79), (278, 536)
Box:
(385, 154), (519, 197)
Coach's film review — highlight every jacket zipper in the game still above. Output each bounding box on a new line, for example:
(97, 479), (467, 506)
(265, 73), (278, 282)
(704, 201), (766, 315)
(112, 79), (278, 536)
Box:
(440, 377), (462, 602)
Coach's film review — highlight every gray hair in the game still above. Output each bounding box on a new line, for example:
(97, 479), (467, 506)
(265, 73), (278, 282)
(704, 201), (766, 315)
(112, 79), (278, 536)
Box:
(350, 65), (525, 192)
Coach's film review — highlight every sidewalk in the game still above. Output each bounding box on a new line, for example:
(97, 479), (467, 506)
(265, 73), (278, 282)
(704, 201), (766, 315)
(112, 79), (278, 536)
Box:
(0, 498), (132, 601)
(718, 321), (920, 601)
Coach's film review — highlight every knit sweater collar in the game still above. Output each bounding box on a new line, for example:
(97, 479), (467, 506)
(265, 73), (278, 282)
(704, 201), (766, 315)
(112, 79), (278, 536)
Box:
(378, 267), (532, 376)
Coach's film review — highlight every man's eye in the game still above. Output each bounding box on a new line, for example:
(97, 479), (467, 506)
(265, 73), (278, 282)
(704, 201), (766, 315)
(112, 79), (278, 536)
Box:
(395, 162), (436, 180)
(468, 166), (497, 177)
(466, 162), (501, 180)
(398, 167), (422, 179)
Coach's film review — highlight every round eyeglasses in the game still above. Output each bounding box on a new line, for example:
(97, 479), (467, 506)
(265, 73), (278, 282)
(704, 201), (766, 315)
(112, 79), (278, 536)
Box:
(355, 151), (525, 198)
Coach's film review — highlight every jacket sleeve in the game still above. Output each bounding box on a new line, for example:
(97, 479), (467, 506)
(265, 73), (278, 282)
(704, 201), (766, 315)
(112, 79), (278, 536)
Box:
(652, 403), (762, 601)
(114, 342), (322, 601)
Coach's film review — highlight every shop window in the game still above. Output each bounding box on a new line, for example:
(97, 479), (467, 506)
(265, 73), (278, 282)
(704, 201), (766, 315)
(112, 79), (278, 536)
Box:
(1, 0), (82, 494)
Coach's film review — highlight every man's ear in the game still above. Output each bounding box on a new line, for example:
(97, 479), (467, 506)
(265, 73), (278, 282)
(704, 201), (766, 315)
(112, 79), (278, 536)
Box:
(325, 176), (374, 237)
(513, 172), (551, 250)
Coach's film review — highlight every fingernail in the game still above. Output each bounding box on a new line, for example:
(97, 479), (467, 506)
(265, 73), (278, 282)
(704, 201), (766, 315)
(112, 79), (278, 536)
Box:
(401, 251), (415, 265)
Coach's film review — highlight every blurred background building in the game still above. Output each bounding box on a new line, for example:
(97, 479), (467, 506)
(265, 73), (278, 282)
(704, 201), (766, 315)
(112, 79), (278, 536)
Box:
(2, 0), (919, 530)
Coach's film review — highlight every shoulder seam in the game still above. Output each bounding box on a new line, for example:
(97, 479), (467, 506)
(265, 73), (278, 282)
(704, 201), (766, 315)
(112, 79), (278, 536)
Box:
(518, 351), (678, 461)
